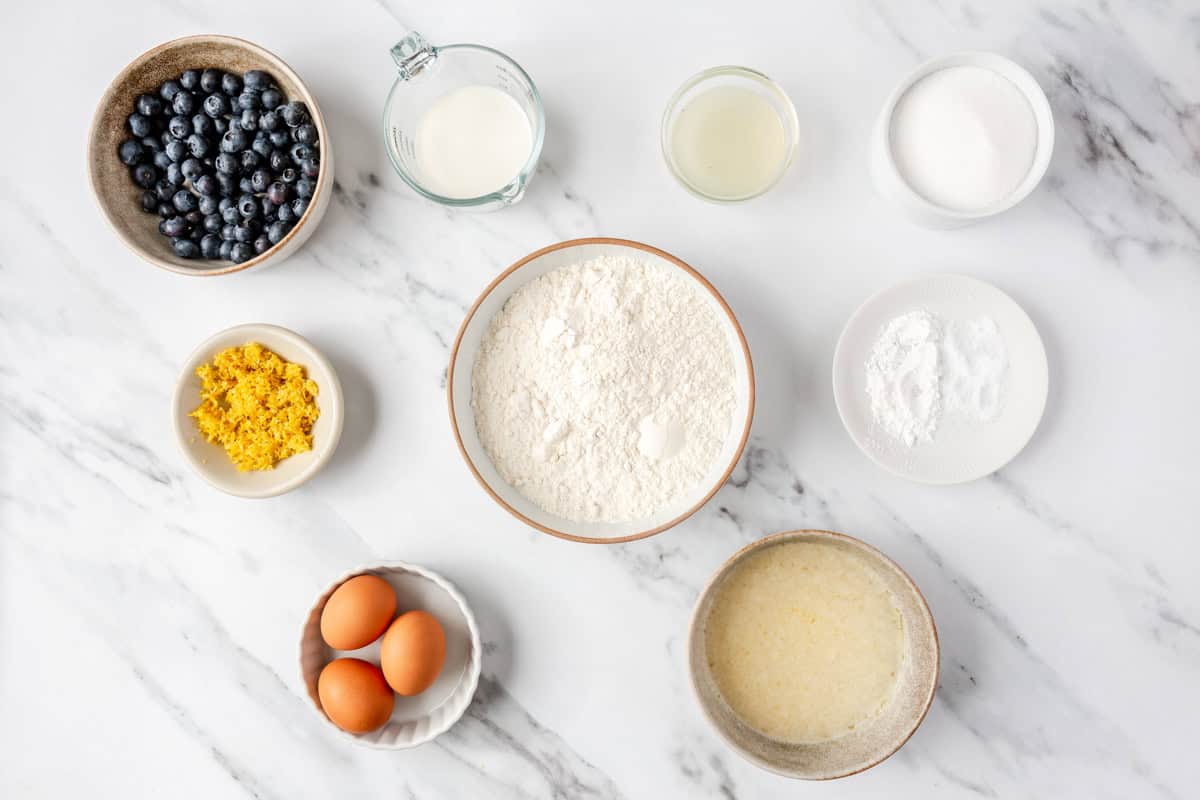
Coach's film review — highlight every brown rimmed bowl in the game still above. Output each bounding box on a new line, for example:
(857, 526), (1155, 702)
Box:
(87, 34), (334, 276)
(688, 529), (939, 780)
(447, 237), (755, 544)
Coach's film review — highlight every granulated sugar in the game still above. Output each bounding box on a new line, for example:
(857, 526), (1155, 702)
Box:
(471, 255), (736, 522)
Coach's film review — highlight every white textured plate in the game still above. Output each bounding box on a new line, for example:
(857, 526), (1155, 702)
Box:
(299, 563), (482, 749)
(832, 274), (1048, 484)
(448, 238), (754, 543)
(172, 323), (344, 498)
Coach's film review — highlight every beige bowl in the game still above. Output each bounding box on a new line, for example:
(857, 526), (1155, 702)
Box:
(299, 563), (483, 749)
(447, 237), (755, 544)
(172, 323), (343, 498)
(688, 530), (939, 780)
(87, 34), (334, 276)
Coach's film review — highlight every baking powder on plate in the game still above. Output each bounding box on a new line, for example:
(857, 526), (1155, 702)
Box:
(471, 255), (736, 523)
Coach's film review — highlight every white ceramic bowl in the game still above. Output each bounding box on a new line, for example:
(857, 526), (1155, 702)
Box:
(688, 530), (939, 780)
(172, 323), (344, 497)
(869, 51), (1054, 228)
(299, 563), (482, 749)
(448, 238), (755, 543)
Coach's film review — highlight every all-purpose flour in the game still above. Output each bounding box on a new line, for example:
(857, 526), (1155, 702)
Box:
(471, 255), (737, 523)
(865, 310), (1007, 446)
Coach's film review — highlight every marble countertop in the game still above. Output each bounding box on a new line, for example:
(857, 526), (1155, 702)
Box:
(3, 0), (1197, 797)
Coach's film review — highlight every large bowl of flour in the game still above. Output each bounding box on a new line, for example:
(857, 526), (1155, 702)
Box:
(449, 238), (755, 543)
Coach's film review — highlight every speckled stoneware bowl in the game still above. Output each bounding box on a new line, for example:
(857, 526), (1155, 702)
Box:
(688, 530), (939, 780)
(299, 563), (483, 749)
(87, 35), (334, 276)
(447, 237), (755, 544)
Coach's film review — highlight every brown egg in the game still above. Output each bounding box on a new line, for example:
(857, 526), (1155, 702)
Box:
(380, 610), (447, 696)
(317, 658), (395, 734)
(320, 574), (397, 650)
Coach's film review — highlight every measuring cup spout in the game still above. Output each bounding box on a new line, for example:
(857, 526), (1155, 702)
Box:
(390, 31), (436, 80)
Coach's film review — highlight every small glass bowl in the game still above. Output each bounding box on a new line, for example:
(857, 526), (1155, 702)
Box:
(661, 66), (799, 203)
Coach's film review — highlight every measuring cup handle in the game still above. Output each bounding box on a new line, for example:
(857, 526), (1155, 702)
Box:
(390, 31), (436, 79)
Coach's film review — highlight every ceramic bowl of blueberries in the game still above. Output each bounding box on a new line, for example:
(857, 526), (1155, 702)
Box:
(88, 35), (333, 276)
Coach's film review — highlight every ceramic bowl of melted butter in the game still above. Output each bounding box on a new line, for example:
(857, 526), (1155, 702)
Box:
(688, 530), (939, 780)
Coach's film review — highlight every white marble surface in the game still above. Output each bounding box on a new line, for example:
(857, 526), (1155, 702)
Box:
(3, 0), (1198, 797)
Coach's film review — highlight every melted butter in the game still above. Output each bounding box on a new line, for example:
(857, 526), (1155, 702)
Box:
(705, 540), (905, 743)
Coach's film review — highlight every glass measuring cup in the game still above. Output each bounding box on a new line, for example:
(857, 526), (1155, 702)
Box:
(384, 31), (545, 210)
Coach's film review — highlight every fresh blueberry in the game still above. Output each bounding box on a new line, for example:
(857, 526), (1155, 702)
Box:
(221, 205), (241, 224)
(212, 117), (228, 136)
(215, 172), (237, 196)
(240, 150), (261, 172)
(159, 80), (182, 102)
(185, 132), (210, 159)
(181, 157), (204, 181)
(280, 101), (308, 127)
(243, 70), (272, 91)
(203, 93), (229, 118)
(294, 124), (318, 145)
(291, 197), (309, 218)
(227, 117), (243, 133)
(198, 194), (219, 215)
(172, 91), (196, 116)
(260, 88), (283, 110)
(173, 237), (200, 258)
(294, 178), (314, 199)
(202, 213), (223, 234)
(184, 209), (204, 226)
(257, 110), (280, 132)
(269, 130), (290, 148)
(220, 129), (249, 154)
(236, 91), (261, 112)
(237, 193), (259, 218)
(234, 223), (256, 243)
(157, 203), (174, 218)
(153, 150), (172, 171)
(160, 215), (189, 237)
(128, 113), (153, 138)
(218, 239), (234, 260)
(193, 174), (218, 196)
(165, 139), (187, 162)
(277, 203), (296, 224)
(266, 181), (290, 205)
(279, 167), (298, 184)
(268, 150), (292, 172)
(230, 242), (254, 263)
(251, 134), (273, 158)
(136, 93), (163, 117)
(239, 176), (255, 194)
(289, 143), (313, 163)
(221, 72), (242, 96)
(172, 189), (198, 213)
(214, 152), (240, 175)
(191, 113), (214, 137)
(166, 163), (185, 186)
(199, 233), (221, 258)
(261, 197), (278, 217)
(167, 115), (191, 139)
(131, 164), (158, 189)
(299, 157), (320, 179)
(140, 191), (158, 213)
(254, 234), (272, 255)
(221, 223), (237, 241)
(155, 179), (175, 202)
(118, 139), (145, 166)
(240, 108), (260, 130)
(200, 69), (222, 94)
(249, 169), (272, 193)
(179, 70), (200, 91)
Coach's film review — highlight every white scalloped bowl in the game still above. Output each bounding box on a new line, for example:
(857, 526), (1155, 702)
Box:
(299, 563), (482, 749)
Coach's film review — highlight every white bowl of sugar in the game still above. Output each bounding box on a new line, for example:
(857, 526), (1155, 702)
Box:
(870, 52), (1055, 228)
(447, 238), (755, 544)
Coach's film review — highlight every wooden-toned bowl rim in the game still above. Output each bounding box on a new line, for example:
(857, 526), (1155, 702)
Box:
(687, 529), (940, 780)
(447, 237), (756, 544)
(86, 34), (330, 277)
